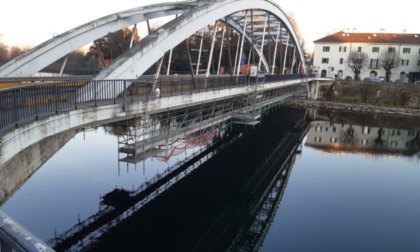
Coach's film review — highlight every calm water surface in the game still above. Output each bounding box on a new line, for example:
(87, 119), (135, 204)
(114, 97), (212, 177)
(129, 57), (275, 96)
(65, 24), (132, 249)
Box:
(2, 108), (420, 251)
(260, 140), (420, 252)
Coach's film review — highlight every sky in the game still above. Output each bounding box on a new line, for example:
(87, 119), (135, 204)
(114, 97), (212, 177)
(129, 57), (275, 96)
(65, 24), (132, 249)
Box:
(0, 0), (418, 52)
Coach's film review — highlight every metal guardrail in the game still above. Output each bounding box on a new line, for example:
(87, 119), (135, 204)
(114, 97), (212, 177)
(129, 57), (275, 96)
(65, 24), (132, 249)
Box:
(0, 74), (313, 135)
(0, 210), (54, 252)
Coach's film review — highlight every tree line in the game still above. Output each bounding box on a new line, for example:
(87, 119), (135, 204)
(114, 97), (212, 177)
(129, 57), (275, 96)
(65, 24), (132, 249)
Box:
(346, 48), (420, 82)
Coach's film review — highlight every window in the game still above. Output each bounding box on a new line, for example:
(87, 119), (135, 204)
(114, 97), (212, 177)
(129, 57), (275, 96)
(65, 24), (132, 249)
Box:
(403, 48), (411, 54)
(417, 60), (420, 66)
(372, 47), (380, 53)
(370, 59), (379, 68)
(362, 126), (370, 135)
(391, 130), (401, 136)
(388, 47), (395, 53)
(330, 137), (337, 143)
(322, 58), (329, 64)
(339, 46), (347, 52)
(357, 47), (362, 52)
(401, 59), (409, 66)
(339, 58), (344, 64)
(323, 46), (330, 52)
(361, 139), (368, 145)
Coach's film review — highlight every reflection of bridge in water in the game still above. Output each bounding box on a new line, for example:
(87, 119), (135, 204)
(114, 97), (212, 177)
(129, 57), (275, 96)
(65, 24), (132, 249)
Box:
(42, 107), (310, 251)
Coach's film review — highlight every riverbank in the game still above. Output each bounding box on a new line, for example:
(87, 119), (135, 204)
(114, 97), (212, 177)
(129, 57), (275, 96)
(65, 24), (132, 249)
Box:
(289, 99), (420, 118)
(288, 98), (420, 131)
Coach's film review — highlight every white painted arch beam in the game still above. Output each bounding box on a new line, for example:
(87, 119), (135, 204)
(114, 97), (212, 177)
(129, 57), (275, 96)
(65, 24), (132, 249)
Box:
(0, 0), (304, 78)
(0, 2), (196, 77)
(95, 0), (305, 79)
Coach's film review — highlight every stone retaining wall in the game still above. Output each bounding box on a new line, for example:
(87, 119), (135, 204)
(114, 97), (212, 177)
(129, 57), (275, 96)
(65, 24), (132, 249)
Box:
(290, 99), (420, 118)
(316, 82), (420, 109)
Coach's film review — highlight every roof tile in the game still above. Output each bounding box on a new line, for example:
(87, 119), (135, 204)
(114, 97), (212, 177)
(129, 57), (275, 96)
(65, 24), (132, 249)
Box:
(314, 31), (420, 44)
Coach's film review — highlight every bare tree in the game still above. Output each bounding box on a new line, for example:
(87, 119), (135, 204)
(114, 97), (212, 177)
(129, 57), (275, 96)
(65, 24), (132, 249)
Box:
(288, 13), (306, 53)
(8, 46), (30, 60)
(87, 28), (140, 63)
(0, 35), (8, 66)
(346, 51), (369, 80)
(379, 50), (399, 82)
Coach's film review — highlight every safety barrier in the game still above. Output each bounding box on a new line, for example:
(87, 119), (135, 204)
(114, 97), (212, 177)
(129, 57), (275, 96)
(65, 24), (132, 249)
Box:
(0, 74), (313, 134)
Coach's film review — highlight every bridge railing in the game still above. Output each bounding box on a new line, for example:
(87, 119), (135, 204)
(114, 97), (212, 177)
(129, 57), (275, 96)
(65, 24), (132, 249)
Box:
(0, 74), (311, 134)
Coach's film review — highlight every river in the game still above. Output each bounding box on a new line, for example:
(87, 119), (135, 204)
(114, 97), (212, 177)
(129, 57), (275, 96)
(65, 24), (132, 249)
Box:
(1, 106), (420, 251)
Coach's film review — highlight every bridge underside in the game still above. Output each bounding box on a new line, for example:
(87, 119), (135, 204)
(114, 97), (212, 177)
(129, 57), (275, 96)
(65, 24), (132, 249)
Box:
(0, 0), (305, 79)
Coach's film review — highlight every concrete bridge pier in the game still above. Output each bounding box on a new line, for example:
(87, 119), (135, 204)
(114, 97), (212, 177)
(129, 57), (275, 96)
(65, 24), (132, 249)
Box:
(307, 80), (319, 99)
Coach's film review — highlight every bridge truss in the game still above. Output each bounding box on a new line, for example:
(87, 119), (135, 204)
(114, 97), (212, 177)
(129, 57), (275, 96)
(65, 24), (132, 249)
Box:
(0, 0), (305, 79)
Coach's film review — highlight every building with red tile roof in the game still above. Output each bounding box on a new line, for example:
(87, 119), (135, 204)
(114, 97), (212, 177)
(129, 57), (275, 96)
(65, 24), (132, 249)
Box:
(313, 31), (420, 82)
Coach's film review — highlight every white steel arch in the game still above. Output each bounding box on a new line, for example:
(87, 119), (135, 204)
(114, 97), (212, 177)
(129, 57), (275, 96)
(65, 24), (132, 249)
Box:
(0, 2), (196, 77)
(96, 0), (305, 79)
(0, 0), (305, 79)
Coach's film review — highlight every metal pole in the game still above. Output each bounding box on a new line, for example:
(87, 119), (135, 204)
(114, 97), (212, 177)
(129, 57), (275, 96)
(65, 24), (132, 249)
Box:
(152, 57), (164, 94)
(282, 34), (289, 74)
(291, 46), (297, 74)
(167, 49), (173, 75)
(236, 10), (248, 75)
(196, 30), (205, 75)
(129, 24), (137, 48)
(268, 14), (271, 72)
(224, 16), (234, 75)
(59, 54), (69, 76)
(155, 57), (164, 79)
(206, 21), (218, 77)
(271, 21), (281, 74)
(258, 13), (268, 71)
(250, 10), (255, 64)
(167, 14), (178, 76)
(233, 35), (240, 75)
(298, 58), (302, 74)
(147, 20), (151, 33)
(247, 45), (252, 65)
(217, 25), (226, 75)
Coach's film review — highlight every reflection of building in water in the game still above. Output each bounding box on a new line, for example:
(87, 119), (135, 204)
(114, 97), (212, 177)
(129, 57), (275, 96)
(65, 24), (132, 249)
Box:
(306, 121), (420, 157)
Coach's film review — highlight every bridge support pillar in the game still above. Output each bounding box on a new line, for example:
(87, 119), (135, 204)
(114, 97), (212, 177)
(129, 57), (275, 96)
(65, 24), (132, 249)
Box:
(307, 80), (319, 99)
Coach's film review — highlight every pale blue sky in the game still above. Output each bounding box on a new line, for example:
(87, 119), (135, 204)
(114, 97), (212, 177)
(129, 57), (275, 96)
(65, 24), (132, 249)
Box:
(0, 0), (418, 52)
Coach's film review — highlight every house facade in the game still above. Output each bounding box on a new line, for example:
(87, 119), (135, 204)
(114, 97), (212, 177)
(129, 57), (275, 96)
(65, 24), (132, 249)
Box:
(313, 31), (420, 82)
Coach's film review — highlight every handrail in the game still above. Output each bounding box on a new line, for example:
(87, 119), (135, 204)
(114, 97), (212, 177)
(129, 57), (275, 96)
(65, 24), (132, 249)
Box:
(0, 210), (54, 252)
(0, 74), (314, 135)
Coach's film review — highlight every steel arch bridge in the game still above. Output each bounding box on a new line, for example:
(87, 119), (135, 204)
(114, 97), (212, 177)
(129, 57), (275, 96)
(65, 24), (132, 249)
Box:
(0, 0), (305, 79)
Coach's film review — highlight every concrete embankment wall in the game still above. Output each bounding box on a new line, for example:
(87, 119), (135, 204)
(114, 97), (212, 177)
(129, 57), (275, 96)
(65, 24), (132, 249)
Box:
(315, 81), (420, 109)
(289, 81), (420, 132)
